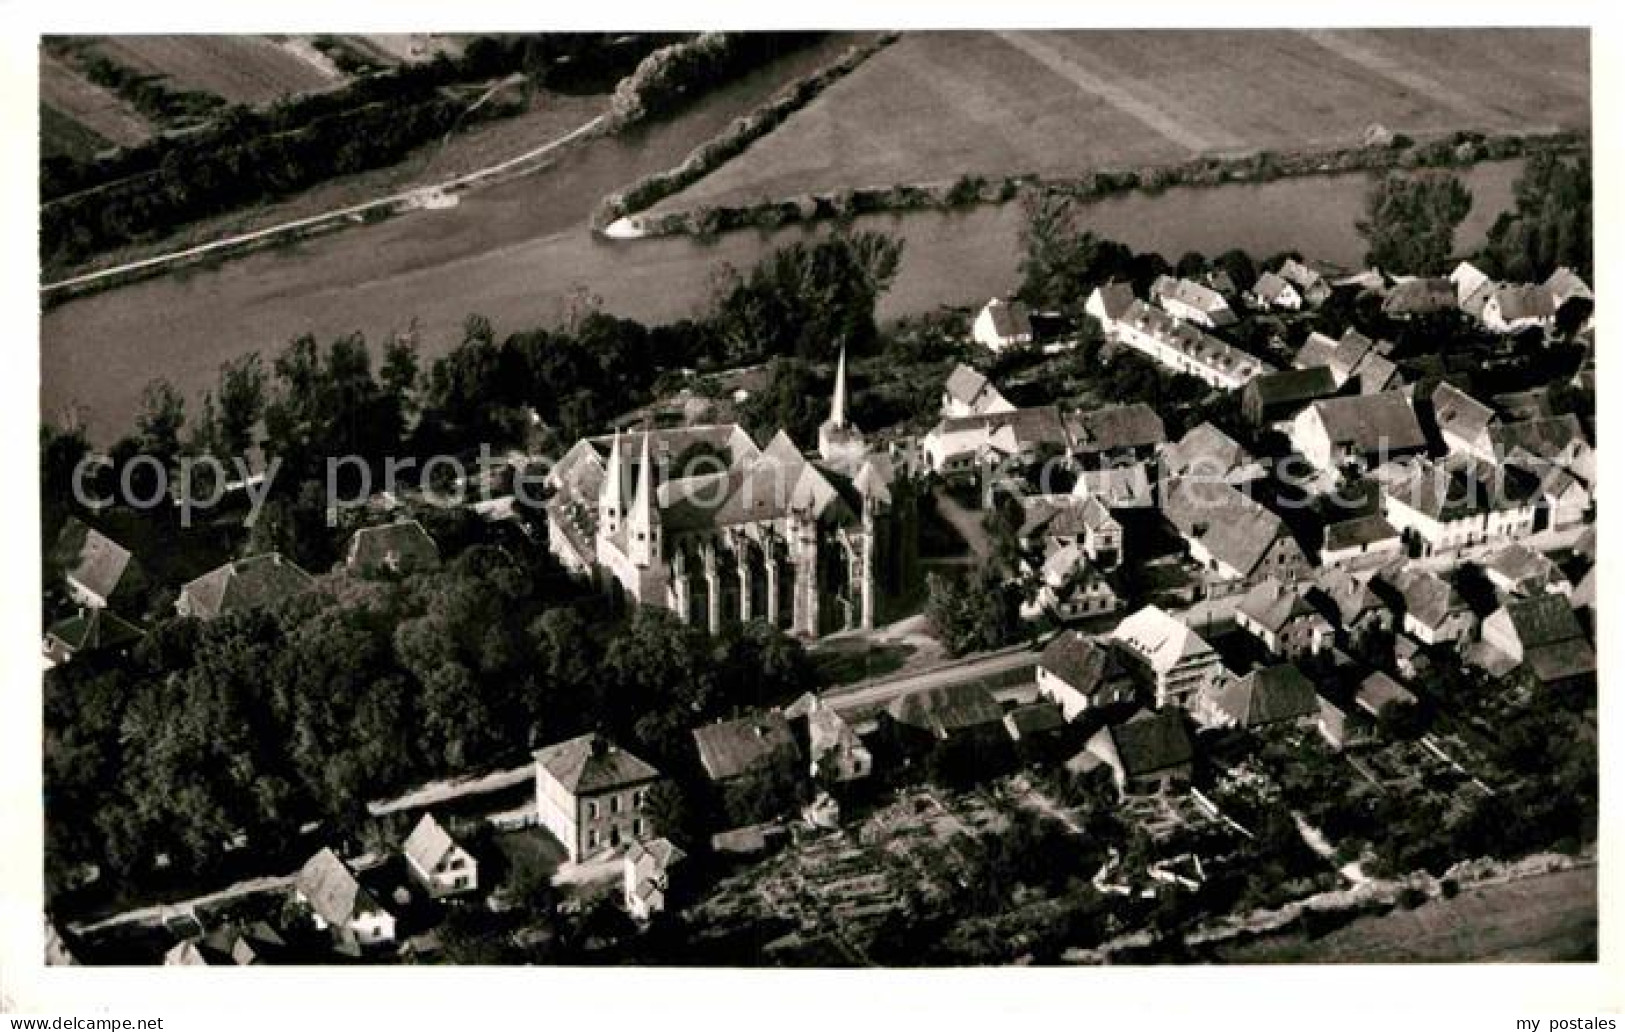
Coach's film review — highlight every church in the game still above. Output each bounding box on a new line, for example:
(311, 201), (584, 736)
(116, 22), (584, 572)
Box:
(546, 348), (919, 637)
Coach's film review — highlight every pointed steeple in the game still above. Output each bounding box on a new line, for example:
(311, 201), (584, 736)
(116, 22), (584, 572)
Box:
(628, 431), (659, 565)
(830, 343), (849, 429)
(600, 430), (626, 534)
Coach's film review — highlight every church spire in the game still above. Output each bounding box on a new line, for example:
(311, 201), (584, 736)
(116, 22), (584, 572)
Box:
(628, 431), (659, 564)
(830, 343), (849, 429)
(600, 430), (626, 533)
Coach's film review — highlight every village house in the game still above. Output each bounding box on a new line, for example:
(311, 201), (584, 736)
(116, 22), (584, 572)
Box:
(43, 606), (143, 667)
(1293, 328), (1401, 394)
(1240, 366), (1339, 427)
(1151, 275), (1238, 328)
(1066, 708), (1194, 796)
(1278, 258), (1332, 307)
(785, 693), (873, 785)
(1023, 542), (1122, 622)
(884, 683), (1007, 755)
(1110, 605), (1224, 710)
(175, 553), (315, 621)
(972, 296), (1034, 353)
(54, 518), (142, 610)
(1545, 266), (1593, 310)
(1235, 577), (1333, 660)
(1451, 261), (1496, 318)
(1160, 422), (1266, 484)
(1084, 281), (1137, 329)
(1074, 461), (1156, 511)
(1160, 477), (1310, 586)
(1482, 283), (1556, 335)
(1308, 566), (1395, 653)
(1372, 560), (1477, 647)
(1066, 403), (1166, 469)
(164, 922), (287, 967)
(1316, 669), (1417, 750)
(1382, 277), (1458, 319)
(1195, 663), (1319, 731)
(693, 711), (802, 786)
(294, 847), (397, 950)
(1431, 382), (1499, 462)
(402, 814), (477, 899)
(940, 363), (1015, 418)
(1290, 391), (1428, 476)
(922, 405), (1070, 476)
(1320, 514), (1404, 571)
(1377, 456), (1539, 557)
(1491, 413), (1595, 488)
(1016, 494), (1123, 569)
(534, 734), (663, 862)
(1483, 542), (1571, 599)
(1100, 299), (1273, 390)
(1037, 631), (1139, 721)
(623, 837), (685, 922)
(1479, 594), (1596, 686)
(1247, 270), (1301, 311)
(345, 519), (441, 577)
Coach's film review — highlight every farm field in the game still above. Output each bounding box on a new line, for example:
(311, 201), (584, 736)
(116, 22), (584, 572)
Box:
(39, 51), (154, 160)
(1215, 865), (1597, 963)
(648, 29), (1589, 215)
(80, 36), (346, 107)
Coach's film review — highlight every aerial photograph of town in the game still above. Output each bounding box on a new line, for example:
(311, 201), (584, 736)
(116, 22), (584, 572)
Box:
(27, 24), (1601, 979)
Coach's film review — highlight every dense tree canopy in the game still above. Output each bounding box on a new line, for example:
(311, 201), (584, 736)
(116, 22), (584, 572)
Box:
(1356, 171), (1473, 274)
(1479, 152), (1592, 283)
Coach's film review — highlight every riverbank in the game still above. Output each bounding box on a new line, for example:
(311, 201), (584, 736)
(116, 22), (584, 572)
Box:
(611, 128), (1586, 242)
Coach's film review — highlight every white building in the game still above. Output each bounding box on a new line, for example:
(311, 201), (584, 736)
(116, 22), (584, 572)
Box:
(972, 297), (1034, 352)
(1109, 605), (1224, 711)
(402, 814), (478, 899)
(1102, 299), (1272, 390)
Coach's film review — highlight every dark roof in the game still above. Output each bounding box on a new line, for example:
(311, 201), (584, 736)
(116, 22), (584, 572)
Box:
(1040, 631), (1131, 693)
(179, 553), (314, 620)
(1210, 665), (1319, 727)
(346, 520), (441, 574)
(1309, 391), (1428, 455)
(1484, 543), (1563, 593)
(692, 712), (800, 782)
(1067, 404), (1166, 454)
(56, 519), (134, 602)
(534, 734), (661, 795)
(887, 683), (1004, 738)
(1090, 282), (1136, 322)
(1238, 577), (1326, 635)
(944, 364), (992, 405)
(1491, 283), (1556, 322)
(297, 848), (385, 928)
(1524, 640), (1597, 683)
(981, 297), (1033, 339)
(1383, 277), (1457, 316)
(1354, 672), (1417, 717)
(1244, 366), (1338, 410)
(1310, 567), (1385, 626)
(1102, 709), (1194, 776)
(1004, 701), (1066, 739)
(1324, 514), (1399, 552)
(1431, 382), (1497, 444)
(936, 405), (1070, 449)
(1162, 477), (1296, 578)
(1499, 594), (1585, 649)
(45, 607), (143, 656)
(1489, 416), (1587, 462)
(1076, 463), (1154, 509)
(1383, 457), (1540, 521)
(1251, 271), (1294, 301)
(1376, 560), (1465, 630)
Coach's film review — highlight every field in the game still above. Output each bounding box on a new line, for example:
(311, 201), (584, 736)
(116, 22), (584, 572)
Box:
(1216, 865), (1597, 963)
(79, 36), (345, 107)
(39, 51), (154, 159)
(648, 29), (1589, 214)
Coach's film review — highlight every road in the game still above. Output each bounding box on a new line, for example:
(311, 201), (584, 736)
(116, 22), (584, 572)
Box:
(368, 762), (535, 816)
(823, 642), (1041, 716)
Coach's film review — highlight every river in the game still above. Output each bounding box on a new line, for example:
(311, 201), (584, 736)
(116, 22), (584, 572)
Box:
(40, 74), (1522, 444)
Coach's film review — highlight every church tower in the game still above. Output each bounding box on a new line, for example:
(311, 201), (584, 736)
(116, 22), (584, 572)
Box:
(598, 430), (626, 538)
(818, 344), (866, 466)
(627, 432), (661, 567)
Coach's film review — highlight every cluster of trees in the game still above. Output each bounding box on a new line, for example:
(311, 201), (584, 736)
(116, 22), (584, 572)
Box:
(44, 549), (814, 898)
(605, 32), (823, 130)
(1356, 171), (1474, 274)
(923, 566), (1022, 657)
(1478, 151), (1592, 283)
(1015, 192), (1176, 320)
(42, 34), (684, 266)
